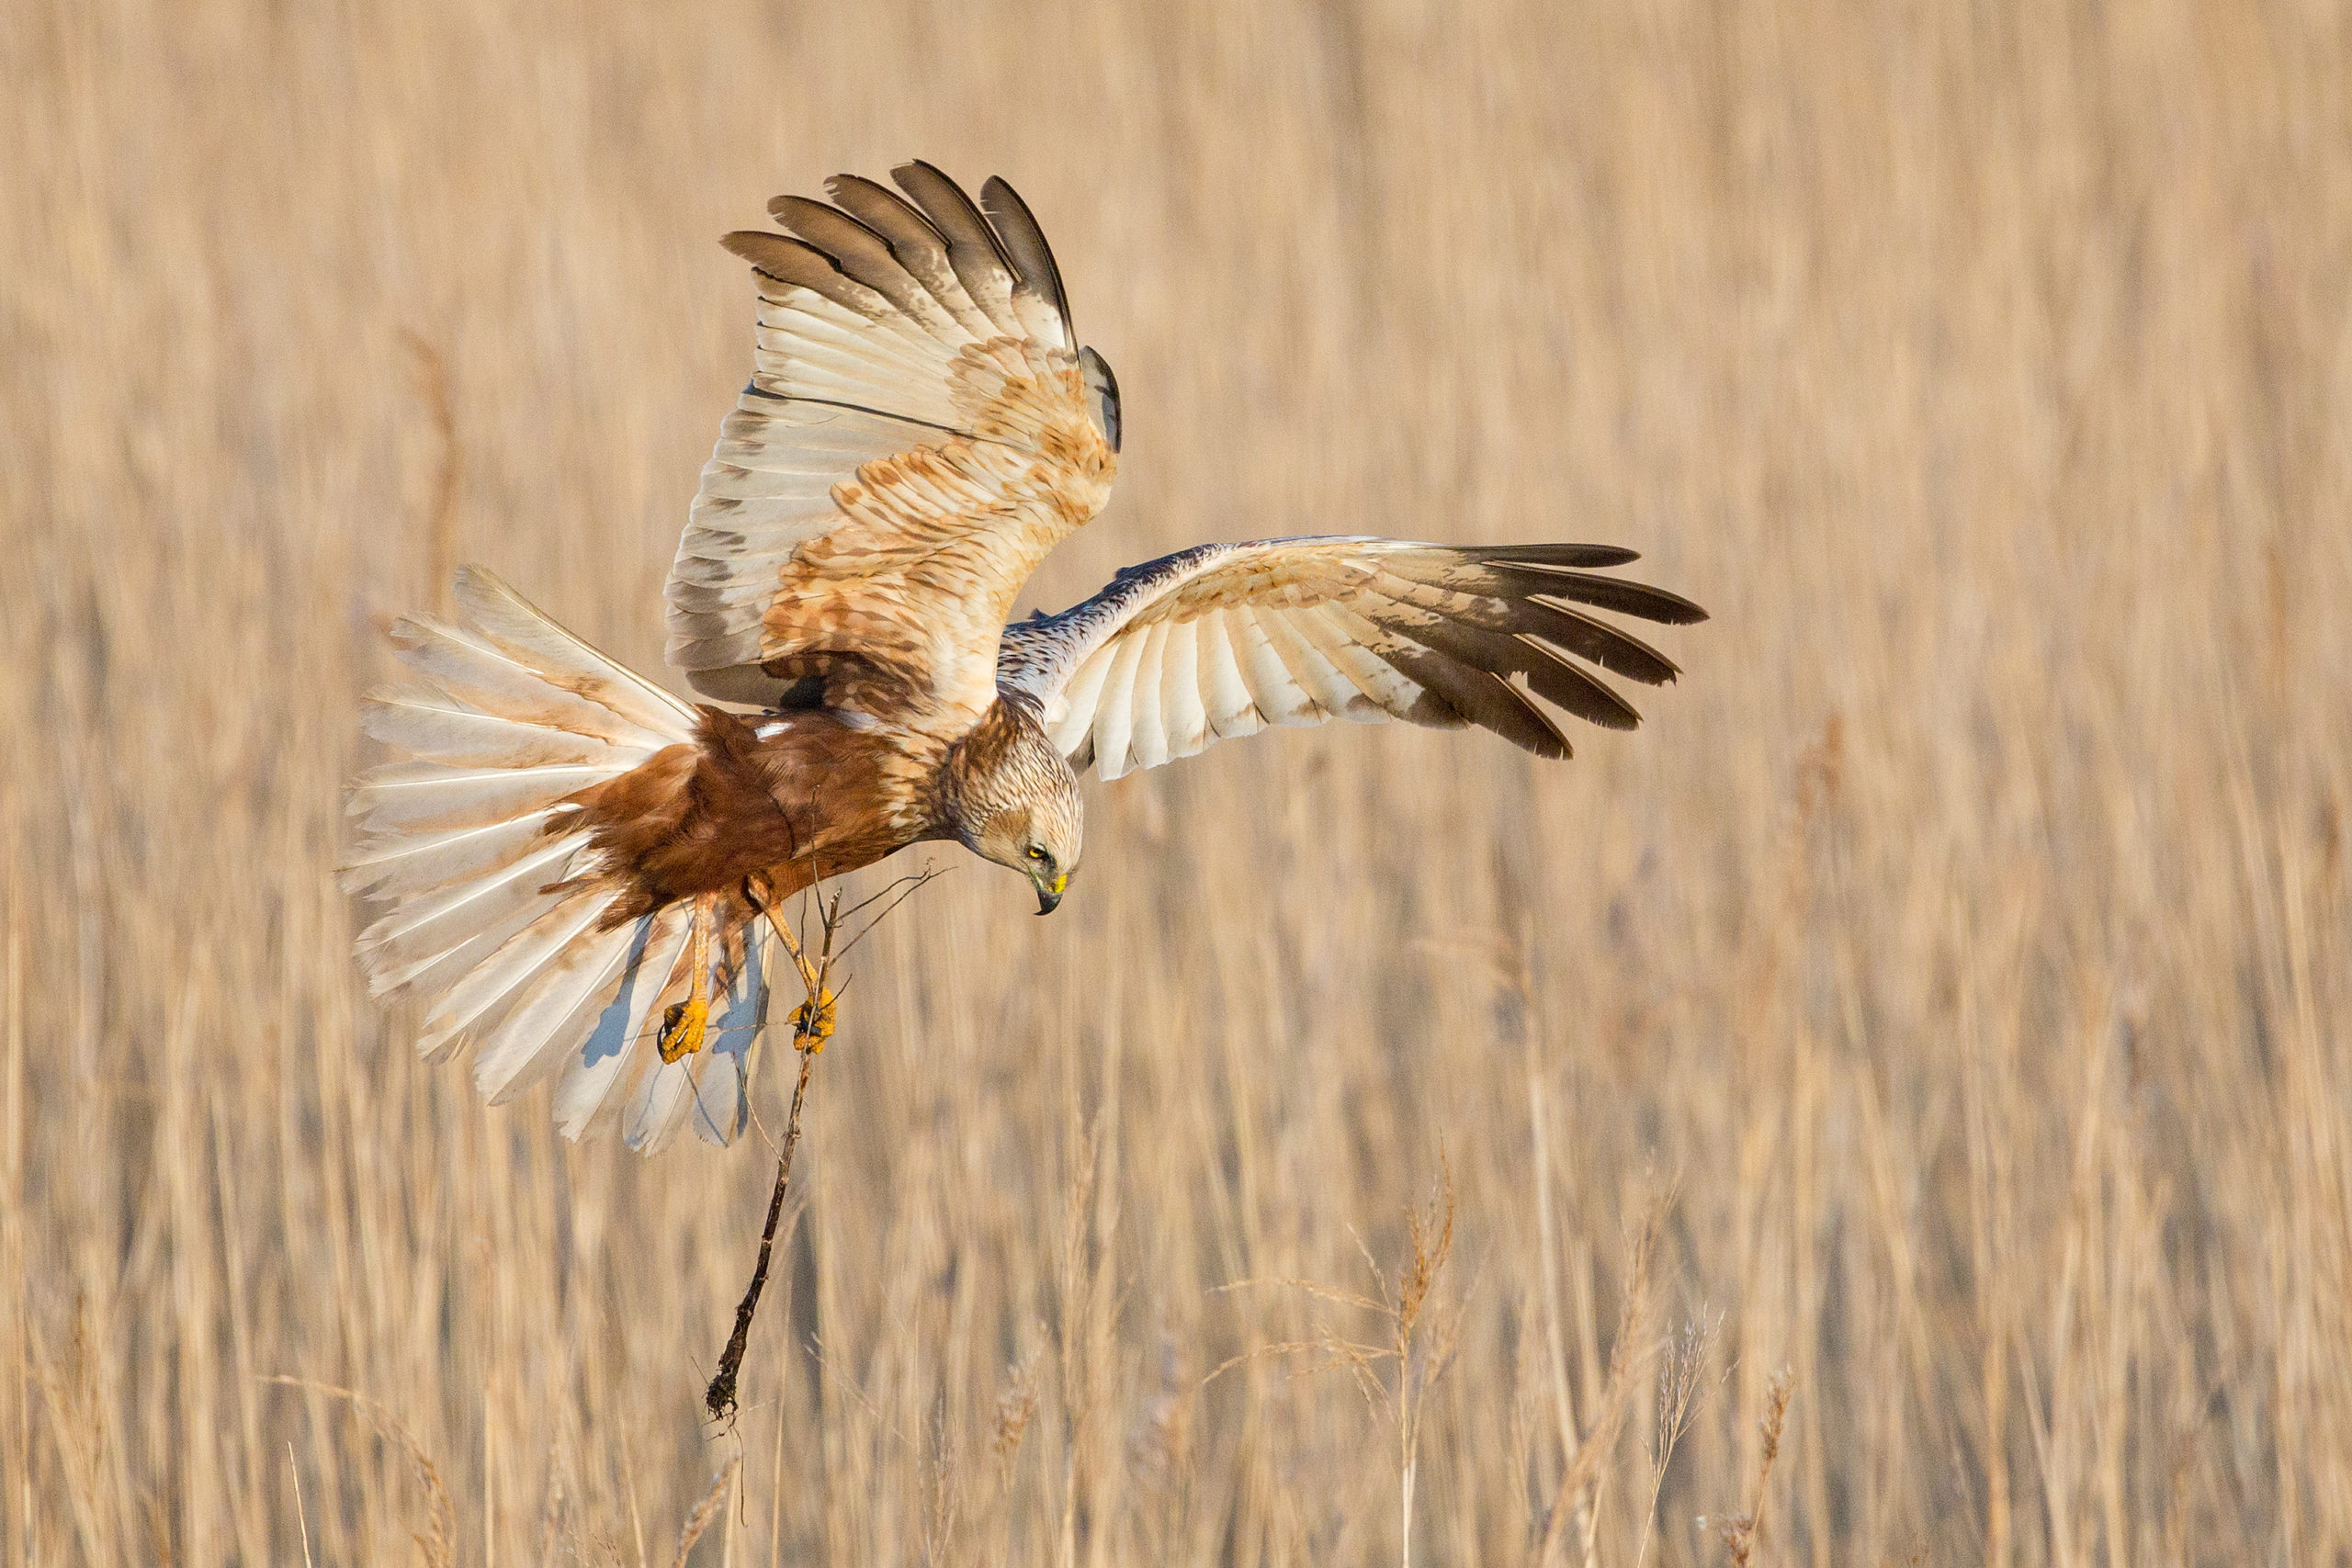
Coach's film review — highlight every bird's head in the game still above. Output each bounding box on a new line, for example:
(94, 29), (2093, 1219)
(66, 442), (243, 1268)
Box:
(972, 792), (1082, 914)
(947, 703), (1086, 914)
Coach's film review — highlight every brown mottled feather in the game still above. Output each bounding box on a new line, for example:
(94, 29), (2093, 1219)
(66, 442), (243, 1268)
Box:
(561, 706), (947, 924)
(672, 167), (1117, 727)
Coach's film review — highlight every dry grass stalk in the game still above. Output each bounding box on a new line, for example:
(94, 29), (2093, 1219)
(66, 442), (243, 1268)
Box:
(922, 1397), (963, 1568)
(1213, 1166), (1460, 1568)
(536, 1449), (569, 1568)
(262, 1377), (454, 1568)
(397, 328), (460, 616)
(664, 1457), (739, 1568)
(1056, 1121), (1099, 1568)
(288, 1442), (316, 1568)
(28, 1301), (115, 1565)
(1394, 1167), (1461, 1568)
(1536, 1188), (1668, 1568)
(1701, 1370), (1793, 1567)
(1527, 1062), (1580, 1503)
(976, 1347), (1042, 1568)
(1634, 1309), (1721, 1568)
(995, 1348), (1041, 1469)
(1126, 1335), (1190, 1535)
(6, 4), (2351, 1560)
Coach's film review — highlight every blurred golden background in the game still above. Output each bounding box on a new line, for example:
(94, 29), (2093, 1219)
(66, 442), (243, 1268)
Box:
(5, 0), (2349, 1562)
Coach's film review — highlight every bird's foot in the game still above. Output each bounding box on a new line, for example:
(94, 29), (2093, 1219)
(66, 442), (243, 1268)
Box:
(658, 993), (709, 1063)
(661, 890), (718, 1062)
(791, 987), (837, 1053)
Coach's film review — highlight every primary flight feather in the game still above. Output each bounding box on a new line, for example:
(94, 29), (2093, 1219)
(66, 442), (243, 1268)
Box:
(345, 163), (1706, 1154)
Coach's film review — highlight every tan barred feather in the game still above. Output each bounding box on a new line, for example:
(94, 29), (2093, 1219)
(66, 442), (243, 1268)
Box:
(668, 165), (1118, 724)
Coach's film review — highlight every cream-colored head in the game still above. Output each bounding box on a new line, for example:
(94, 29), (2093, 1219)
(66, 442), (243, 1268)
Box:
(944, 703), (1086, 913)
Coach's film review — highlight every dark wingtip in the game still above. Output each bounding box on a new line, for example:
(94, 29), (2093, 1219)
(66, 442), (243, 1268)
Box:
(978, 174), (1075, 341)
(718, 229), (792, 269)
(1475, 543), (1642, 570)
(1465, 546), (1707, 626)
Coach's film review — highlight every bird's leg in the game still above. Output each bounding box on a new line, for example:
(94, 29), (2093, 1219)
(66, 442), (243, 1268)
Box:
(746, 883), (835, 1053)
(658, 891), (716, 1063)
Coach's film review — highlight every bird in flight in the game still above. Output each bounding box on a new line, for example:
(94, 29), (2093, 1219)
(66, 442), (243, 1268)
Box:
(344, 164), (1705, 1153)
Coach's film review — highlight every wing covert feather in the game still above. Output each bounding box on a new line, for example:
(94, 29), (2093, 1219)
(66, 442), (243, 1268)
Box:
(669, 167), (1117, 724)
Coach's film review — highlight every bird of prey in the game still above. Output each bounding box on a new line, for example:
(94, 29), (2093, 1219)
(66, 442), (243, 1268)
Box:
(343, 164), (1705, 1153)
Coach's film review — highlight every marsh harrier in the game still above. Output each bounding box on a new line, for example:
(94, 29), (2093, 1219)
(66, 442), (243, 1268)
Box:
(345, 164), (1705, 1152)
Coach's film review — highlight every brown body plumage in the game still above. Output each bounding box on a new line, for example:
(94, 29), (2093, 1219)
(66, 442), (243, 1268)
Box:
(343, 164), (1702, 1154)
(561, 695), (1071, 925)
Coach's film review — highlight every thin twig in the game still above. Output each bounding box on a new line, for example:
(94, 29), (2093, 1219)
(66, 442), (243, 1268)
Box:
(831, 862), (950, 930)
(706, 1038), (816, 1426)
(834, 863), (947, 962)
(704, 871), (937, 1426)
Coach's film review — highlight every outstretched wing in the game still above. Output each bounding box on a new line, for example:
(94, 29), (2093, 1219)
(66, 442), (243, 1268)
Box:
(667, 164), (1121, 726)
(996, 539), (1705, 779)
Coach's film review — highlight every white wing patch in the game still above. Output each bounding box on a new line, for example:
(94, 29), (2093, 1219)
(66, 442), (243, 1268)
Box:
(1230, 607), (1315, 728)
(1197, 614), (1261, 740)
(1159, 617), (1209, 760)
(997, 537), (1705, 779)
(1126, 620), (1172, 773)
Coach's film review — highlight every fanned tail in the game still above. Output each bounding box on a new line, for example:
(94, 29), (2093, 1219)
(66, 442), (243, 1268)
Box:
(343, 567), (769, 1155)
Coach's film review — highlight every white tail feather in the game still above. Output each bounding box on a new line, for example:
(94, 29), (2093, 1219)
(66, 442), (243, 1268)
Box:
(552, 908), (690, 1142)
(420, 889), (619, 1056)
(348, 762), (615, 834)
(345, 567), (768, 1154)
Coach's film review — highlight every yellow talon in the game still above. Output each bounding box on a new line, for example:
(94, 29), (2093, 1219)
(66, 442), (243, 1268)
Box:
(658, 993), (709, 1063)
(792, 987), (837, 1052)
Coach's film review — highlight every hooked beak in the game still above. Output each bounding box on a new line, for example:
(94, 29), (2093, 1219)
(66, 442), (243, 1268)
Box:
(1035, 872), (1068, 916)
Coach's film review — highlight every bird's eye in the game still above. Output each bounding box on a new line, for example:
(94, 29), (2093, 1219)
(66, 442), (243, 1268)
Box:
(1027, 846), (1047, 863)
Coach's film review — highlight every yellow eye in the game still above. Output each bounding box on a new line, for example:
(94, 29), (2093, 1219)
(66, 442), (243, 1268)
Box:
(1027, 846), (1047, 862)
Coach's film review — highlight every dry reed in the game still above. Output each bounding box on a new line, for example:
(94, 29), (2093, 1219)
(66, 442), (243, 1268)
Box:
(4, 0), (2349, 1562)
